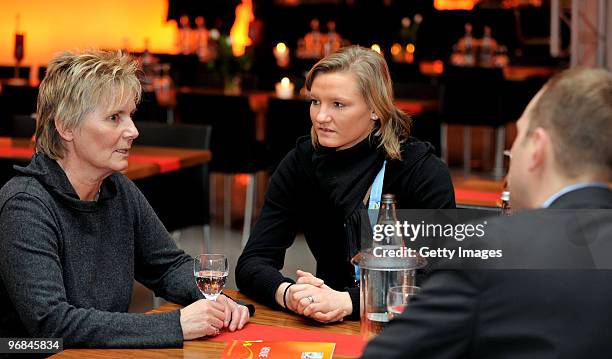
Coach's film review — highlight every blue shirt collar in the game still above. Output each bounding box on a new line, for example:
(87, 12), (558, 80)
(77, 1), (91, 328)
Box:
(542, 182), (610, 208)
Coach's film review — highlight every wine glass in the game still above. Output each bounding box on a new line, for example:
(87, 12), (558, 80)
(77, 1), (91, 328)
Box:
(386, 285), (420, 320)
(194, 254), (228, 301)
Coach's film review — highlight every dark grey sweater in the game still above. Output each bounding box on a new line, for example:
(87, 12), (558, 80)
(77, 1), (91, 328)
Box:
(0, 153), (200, 348)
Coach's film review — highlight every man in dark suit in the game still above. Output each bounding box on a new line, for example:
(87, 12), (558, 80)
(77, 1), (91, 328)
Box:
(361, 68), (612, 358)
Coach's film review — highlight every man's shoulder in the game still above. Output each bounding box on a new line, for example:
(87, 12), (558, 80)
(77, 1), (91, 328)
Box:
(480, 207), (612, 268)
(483, 208), (611, 238)
(551, 186), (612, 209)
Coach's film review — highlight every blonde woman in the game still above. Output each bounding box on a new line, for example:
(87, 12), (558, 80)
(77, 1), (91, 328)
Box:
(0, 50), (250, 348)
(237, 46), (455, 323)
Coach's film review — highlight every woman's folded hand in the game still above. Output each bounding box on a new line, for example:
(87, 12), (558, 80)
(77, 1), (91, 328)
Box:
(293, 270), (353, 323)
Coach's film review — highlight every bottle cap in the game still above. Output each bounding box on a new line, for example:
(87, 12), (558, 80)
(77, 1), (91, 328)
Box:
(382, 194), (396, 204)
(501, 191), (510, 201)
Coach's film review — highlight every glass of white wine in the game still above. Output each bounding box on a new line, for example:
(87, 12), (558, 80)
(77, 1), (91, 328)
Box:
(386, 285), (420, 320)
(194, 254), (228, 301)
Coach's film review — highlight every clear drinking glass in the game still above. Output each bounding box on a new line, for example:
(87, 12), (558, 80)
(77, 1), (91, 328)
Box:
(386, 285), (421, 320)
(194, 254), (228, 301)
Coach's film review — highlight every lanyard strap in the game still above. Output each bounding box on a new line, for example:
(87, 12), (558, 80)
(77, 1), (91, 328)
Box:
(367, 160), (386, 226)
(355, 160), (387, 284)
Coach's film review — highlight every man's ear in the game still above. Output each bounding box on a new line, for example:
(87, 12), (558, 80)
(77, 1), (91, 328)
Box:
(54, 119), (74, 142)
(527, 127), (549, 172)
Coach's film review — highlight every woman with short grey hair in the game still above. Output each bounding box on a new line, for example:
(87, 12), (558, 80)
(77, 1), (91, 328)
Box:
(0, 50), (250, 348)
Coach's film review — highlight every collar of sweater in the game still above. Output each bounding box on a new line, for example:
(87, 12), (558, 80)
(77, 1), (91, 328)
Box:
(14, 152), (118, 212)
(310, 136), (386, 220)
(295, 135), (436, 219)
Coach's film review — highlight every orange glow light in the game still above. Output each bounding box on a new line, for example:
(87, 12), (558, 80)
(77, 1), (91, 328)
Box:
(0, 0), (176, 82)
(406, 43), (416, 54)
(434, 0), (478, 10)
(235, 174), (249, 186)
(371, 44), (381, 54)
(433, 60), (444, 74)
(229, 0), (253, 57)
(501, 0), (542, 8)
(276, 42), (287, 54)
(390, 43), (402, 56)
(419, 60), (445, 76)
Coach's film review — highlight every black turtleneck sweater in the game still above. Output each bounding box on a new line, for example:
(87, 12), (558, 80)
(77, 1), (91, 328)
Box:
(0, 153), (199, 348)
(236, 136), (455, 319)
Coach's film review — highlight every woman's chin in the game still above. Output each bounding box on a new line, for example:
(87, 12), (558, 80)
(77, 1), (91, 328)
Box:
(111, 160), (129, 173)
(317, 138), (338, 148)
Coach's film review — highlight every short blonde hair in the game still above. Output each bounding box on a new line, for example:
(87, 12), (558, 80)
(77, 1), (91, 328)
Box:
(305, 45), (411, 160)
(35, 50), (142, 159)
(528, 67), (612, 179)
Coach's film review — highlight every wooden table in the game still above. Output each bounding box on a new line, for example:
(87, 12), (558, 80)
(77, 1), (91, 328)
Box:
(453, 176), (505, 207)
(52, 290), (361, 358)
(0, 137), (211, 181)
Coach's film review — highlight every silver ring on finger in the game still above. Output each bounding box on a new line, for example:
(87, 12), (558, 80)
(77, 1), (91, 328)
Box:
(307, 295), (315, 304)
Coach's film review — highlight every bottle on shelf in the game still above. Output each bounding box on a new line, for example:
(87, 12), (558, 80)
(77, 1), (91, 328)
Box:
(13, 14), (25, 80)
(480, 25), (497, 67)
(178, 15), (192, 55)
(195, 16), (210, 61)
(323, 20), (342, 56)
(304, 18), (323, 59)
(141, 38), (157, 92)
(460, 23), (475, 66)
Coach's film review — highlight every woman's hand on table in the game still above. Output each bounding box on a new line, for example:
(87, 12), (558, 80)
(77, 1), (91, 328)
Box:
(294, 270), (353, 323)
(276, 282), (320, 312)
(295, 285), (350, 323)
(217, 294), (250, 331)
(180, 299), (226, 340)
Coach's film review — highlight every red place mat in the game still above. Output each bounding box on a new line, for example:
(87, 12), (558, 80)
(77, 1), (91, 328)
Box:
(129, 154), (180, 173)
(210, 323), (365, 358)
(0, 147), (34, 159)
(455, 188), (500, 203)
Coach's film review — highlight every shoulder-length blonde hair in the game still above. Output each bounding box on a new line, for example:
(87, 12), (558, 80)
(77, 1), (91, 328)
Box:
(305, 45), (411, 160)
(35, 50), (142, 159)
